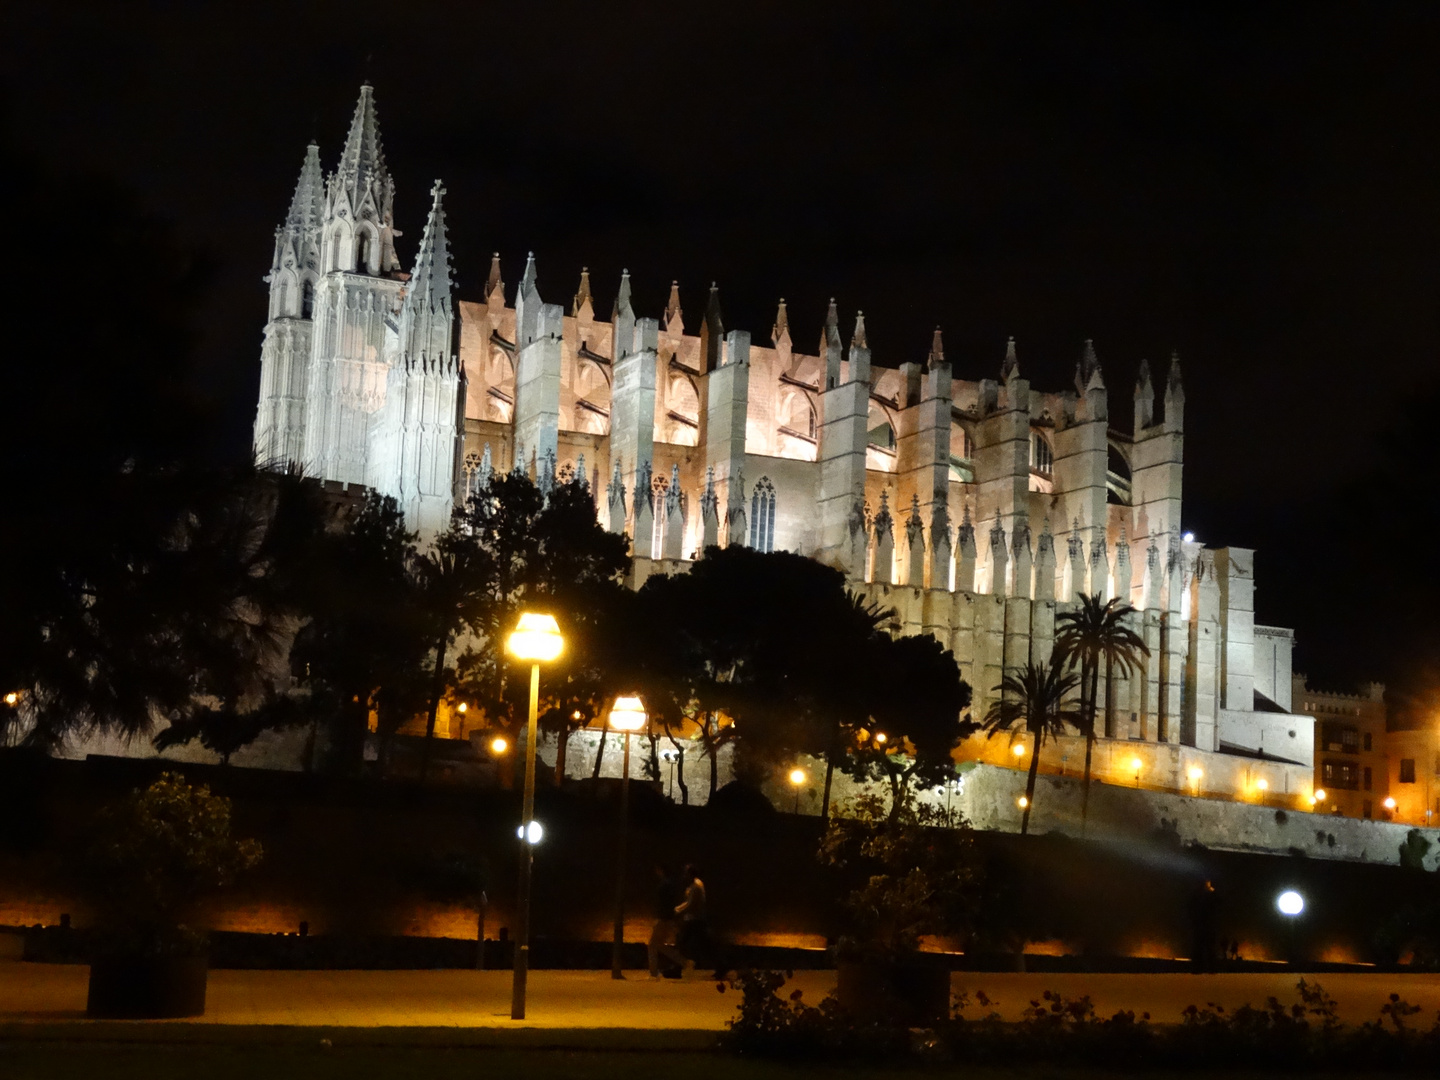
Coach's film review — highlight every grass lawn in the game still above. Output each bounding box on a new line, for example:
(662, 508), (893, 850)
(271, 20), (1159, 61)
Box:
(0, 1043), (1432, 1080)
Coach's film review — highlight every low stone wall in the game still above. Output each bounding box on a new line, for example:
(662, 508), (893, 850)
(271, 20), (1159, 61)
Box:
(956, 763), (1440, 871)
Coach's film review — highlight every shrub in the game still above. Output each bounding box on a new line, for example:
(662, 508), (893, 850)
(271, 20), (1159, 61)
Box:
(83, 772), (262, 957)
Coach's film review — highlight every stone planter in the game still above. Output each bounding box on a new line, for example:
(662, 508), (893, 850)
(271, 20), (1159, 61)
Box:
(86, 954), (208, 1018)
(835, 957), (951, 1026)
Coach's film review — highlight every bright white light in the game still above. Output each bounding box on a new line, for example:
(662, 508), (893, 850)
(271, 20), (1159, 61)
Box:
(1183, 531), (1195, 543)
(517, 820), (544, 845)
(1276, 890), (1304, 916)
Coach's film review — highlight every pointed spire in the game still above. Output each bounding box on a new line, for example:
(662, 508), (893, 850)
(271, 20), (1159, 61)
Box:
(1135, 357), (1154, 396)
(1076, 338), (1102, 393)
(664, 281), (683, 328)
(612, 268), (633, 323)
(928, 326), (945, 368)
(852, 311), (868, 349)
(1166, 351), (1184, 395)
(484, 253), (504, 302)
(772, 298), (790, 347)
(405, 181), (452, 316)
(520, 251), (537, 296)
(700, 282), (725, 373)
(825, 298), (839, 334)
(1000, 336), (1019, 382)
(284, 143), (324, 236)
(572, 267), (593, 316)
(335, 83), (390, 203)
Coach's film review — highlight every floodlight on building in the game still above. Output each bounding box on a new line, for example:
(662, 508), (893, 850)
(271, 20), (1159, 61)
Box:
(490, 736), (509, 755)
(1276, 890), (1304, 917)
(788, 768), (807, 787)
(1384, 797), (1397, 810)
(1183, 531), (1195, 543)
(457, 702), (467, 714)
(572, 709), (584, 721)
(1256, 778), (1269, 791)
(874, 731), (888, 745)
(2, 692), (17, 706)
(1187, 766), (1203, 783)
(516, 820), (544, 845)
(1012, 743), (1026, 757)
(1314, 789), (1326, 803)
(1130, 756), (1143, 772)
(1017, 796), (1029, 809)
(507, 612), (563, 662)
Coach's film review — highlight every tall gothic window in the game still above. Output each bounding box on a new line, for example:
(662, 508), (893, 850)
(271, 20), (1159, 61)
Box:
(749, 477), (776, 553)
(301, 280), (315, 319)
(1030, 431), (1053, 474)
(357, 233), (372, 272)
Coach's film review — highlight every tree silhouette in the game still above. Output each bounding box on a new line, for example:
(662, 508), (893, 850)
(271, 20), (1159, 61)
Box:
(1053, 593), (1149, 827)
(980, 658), (1083, 835)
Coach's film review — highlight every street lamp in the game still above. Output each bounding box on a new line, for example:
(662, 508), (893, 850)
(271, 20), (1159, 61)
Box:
(1313, 789), (1327, 807)
(788, 767), (807, 813)
(1130, 756), (1143, 788)
(1256, 776), (1269, 806)
(1187, 765), (1203, 794)
(1012, 742), (1026, 759)
(506, 611), (563, 1020)
(1277, 889), (1304, 964)
(490, 735), (509, 756)
(874, 732), (888, 746)
(607, 694), (647, 980)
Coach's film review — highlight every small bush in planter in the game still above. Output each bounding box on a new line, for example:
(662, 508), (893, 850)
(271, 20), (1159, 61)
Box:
(819, 790), (979, 1025)
(82, 772), (261, 1017)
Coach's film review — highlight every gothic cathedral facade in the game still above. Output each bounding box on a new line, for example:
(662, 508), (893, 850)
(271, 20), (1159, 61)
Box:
(254, 86), (1313, 800)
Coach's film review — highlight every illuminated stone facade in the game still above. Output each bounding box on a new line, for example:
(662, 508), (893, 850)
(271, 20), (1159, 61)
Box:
(253, 86), (1312, 798)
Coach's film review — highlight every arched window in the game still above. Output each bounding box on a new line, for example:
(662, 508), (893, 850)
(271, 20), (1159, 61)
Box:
(1030, 432), (1053, 474)
(357, 233), (372, 273)
(748, 477), (777, 553)
(301, 280), (315, 319)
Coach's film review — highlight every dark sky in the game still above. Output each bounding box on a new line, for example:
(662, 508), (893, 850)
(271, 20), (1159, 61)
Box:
(6, 2), (1440, 691)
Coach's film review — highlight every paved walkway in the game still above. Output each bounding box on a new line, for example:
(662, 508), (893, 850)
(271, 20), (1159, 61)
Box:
(2, 962), (1438, 1032)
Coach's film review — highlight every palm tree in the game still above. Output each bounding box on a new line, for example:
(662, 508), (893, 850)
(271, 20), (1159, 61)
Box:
(981, 659), (1083, 835)
(1053, 593), (1150, 827)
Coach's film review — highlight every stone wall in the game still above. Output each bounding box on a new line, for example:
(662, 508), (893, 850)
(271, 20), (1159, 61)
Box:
(953, 763), (1440, 871)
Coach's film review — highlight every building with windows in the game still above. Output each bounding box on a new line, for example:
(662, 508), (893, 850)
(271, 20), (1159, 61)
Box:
(253, 85), (1314, 800)
(1294, 679), (1387, 819)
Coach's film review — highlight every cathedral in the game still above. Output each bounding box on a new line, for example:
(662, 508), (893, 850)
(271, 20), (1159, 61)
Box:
(254, 86), (1313, 805)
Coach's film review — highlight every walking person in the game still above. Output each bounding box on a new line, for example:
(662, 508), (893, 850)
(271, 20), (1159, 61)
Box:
(648, 863), (683, 979)
(673, 863), (708, 976)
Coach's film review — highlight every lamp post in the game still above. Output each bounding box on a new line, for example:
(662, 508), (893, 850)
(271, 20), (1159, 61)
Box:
(607, 694), (647, 980)
(788, 767), (807, 813)
(506, 612), (563, 1020)
(1130, 756), (1143, 788)
(1276, 889), (1304, 965)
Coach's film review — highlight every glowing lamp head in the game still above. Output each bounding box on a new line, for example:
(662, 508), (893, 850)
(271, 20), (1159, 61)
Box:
(517, 820), (544, 845)
(1187, 766), (1203, 782)
(456, 702), (467, 714)
(1276, 890), (1304, 917)
(1384, 797), (1397, 810)
(1017, 796), (1029, 809)
(1256, 778), (1269, 792)
(507, 612), (563, 663)
(1183, 531), (1195, 543)
(1012, 743), (1026, 757)
(2, 692), (17, 706)
(874, 732), (887, 745)
(490, 736), (509, 755)
(607, 694), (648, 732)
(788, 768), (807, 787)
(1130, 756), (1143, 772)
(1313, 789), (1326, 802)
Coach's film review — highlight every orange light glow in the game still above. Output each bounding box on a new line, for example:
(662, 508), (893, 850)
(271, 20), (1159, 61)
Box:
(490, 736), (509, 755)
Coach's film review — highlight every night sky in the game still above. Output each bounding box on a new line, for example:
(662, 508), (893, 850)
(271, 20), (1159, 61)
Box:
(6, 3), (1440, 696)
